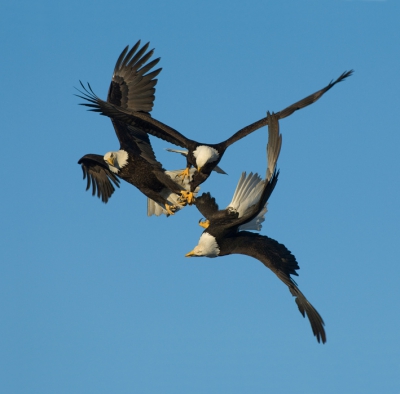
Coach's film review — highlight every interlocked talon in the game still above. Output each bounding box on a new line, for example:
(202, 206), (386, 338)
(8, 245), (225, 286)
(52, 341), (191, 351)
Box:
(165, 204), (177, 215)
(198, 219), (210, 229)
(180, 191), (195, 205)
(176, 167), (191, 183)
(176, 198), (188, 207)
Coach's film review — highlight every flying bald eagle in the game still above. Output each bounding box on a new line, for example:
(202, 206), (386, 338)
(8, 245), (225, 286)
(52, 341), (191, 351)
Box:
(185, 113), (326, 343)
(77, 41), (195, 215)
(78, 41), (353, 204)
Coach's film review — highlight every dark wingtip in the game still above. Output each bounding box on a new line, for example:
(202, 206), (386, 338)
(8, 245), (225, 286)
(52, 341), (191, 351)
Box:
(330, 69), (354, 85)
(342, 69), (354, 78)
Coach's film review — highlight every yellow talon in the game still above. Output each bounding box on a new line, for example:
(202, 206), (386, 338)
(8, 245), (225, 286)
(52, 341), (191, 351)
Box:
(198, 219), (210, 229)
(176, 198), (187, 207)
(180, 191), (195, 205)
(176, 167), (191, 183)
(165, 204), (177, 216)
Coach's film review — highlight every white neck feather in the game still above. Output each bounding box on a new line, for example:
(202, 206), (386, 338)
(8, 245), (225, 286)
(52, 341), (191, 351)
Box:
(193, 145), (219, 169)
(104, 150), (129, 174)
(192, 232), (220, 257)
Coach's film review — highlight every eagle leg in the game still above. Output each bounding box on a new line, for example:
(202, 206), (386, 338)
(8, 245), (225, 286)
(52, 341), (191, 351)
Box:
(198, 219), (210, 229)
(176, 167), (191, 183)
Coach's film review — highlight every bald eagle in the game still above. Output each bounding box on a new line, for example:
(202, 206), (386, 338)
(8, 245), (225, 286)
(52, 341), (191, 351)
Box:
(185, 113), (326, 343)
(78, 41), (352, 204)
(77, 41), (195, 215)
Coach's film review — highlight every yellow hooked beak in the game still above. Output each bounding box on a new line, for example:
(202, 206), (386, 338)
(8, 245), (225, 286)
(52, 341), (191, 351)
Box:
(198, 219), (210, 229)
(106, 157), (115, 166)
(197, 167), (202, 172)
(185, 250), (195, 257)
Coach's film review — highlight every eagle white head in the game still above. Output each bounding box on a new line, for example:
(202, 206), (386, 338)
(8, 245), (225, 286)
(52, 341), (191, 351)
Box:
(185, 232), (220, 258)
(193, 145), (219, 171)
(104, 150), (129, 174)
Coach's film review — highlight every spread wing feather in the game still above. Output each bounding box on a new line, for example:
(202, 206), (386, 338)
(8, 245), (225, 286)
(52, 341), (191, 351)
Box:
(107, 41), (161, 113)
(222, 70), (353, 148)
(78, 154), (120, 203)
(76, 41), (190, 148)
(227, 232), (326, 343)
(77, 84), (190, 148)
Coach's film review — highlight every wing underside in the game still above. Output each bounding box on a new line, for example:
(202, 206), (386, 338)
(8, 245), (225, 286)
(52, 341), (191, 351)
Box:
(78, 154), (120, 203)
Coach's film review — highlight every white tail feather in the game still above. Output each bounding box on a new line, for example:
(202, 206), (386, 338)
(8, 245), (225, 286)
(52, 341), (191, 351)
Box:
(147, 191), (184, 217)
(227, 172), (267, 231)
(147, 198), (165, 216)
(238, 206), (267, 231)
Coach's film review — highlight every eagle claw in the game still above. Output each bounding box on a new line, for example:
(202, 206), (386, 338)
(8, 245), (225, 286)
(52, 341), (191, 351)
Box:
(165, 204), (178, 215)
(176, 167), (191, 183)
(179, 191), (195, 205)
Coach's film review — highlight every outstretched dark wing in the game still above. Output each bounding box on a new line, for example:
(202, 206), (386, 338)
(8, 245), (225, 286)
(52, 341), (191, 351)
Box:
(263, 238), (326, 344)
(229, 232), (326, 343)
(76, 41), (189, 149)
(78, 154), (120, 203)
(277, 70), (353, 119)
(221, 70), (354, 148)
(77, 84), (191, 149)
(107, 41), (162, 113)
(287, 280), (326, 344)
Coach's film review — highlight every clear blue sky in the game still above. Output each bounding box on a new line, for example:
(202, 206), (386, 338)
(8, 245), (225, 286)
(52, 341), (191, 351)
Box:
(1, 1), (399, 393)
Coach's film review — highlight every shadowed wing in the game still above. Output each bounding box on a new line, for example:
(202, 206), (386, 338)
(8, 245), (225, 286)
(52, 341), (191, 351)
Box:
(107, 40), (162, 112)
(229, 232), (326, 343)
(76, 41), (191, 148)
(112, 120), (161, 167)
(259, 237), (326, 344)
(194, 192), (220, 219)
(78, 154), (120, 203)
(77, 84), (191, 149)
(195, 191), (244, 227)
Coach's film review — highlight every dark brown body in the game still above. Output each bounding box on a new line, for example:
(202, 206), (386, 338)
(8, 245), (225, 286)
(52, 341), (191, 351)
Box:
(77, 42), (186, 207)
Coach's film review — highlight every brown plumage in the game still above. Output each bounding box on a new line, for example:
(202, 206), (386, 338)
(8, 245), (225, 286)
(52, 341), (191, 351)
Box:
(77, 41), (189, 214)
